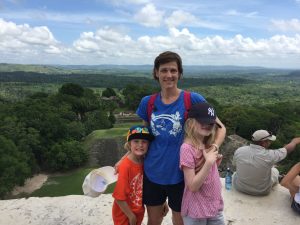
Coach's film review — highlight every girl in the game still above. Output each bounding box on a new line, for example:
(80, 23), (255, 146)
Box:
(112, 125), (154, 225)
(180, 102), (225, 225)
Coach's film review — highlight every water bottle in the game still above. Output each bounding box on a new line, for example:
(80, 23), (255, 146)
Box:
(225, 167), (232, 190)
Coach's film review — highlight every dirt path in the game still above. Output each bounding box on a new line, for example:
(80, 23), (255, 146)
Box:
(11, 174), (48, 196)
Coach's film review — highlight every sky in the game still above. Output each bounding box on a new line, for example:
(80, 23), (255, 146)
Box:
(0, 0), (300, 68)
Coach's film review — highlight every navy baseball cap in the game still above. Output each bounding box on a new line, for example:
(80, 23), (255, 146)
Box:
(187, 102), (222, 128)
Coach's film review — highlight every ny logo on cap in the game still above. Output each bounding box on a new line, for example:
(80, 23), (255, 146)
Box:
(208, 107), (215, 116)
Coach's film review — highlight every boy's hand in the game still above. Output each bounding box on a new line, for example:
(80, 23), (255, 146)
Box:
(128, 213), (137, 225)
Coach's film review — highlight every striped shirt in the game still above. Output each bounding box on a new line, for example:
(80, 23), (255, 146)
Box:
(180, 143), (223, 218)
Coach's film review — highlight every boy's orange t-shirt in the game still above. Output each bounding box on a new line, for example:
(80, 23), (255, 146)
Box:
(112, 156), (144, 225)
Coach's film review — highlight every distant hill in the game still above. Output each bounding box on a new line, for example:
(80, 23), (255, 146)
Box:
(0, 63), (294, 78)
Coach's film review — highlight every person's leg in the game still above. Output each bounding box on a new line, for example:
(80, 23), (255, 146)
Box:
(143, 174), (167, 225)
(183, 216), (207, 225)
(207, 211), (225, 225)
(146, 205), (165, 225)
(271, 167), (280, 187)
(166, 181), (185, 225)
(280, 162), (300, 197)
(172, 210), (184, 225)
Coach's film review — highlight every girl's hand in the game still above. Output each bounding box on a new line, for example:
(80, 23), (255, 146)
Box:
(216, 154), (223, 166)
(203, 148), (218, 165)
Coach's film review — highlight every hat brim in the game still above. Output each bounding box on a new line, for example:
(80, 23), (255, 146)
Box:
(264, 135), (276, 141)
(127, 133), (154, 142)
(82, 166), (118, 197)
(195, 118), (222, 128)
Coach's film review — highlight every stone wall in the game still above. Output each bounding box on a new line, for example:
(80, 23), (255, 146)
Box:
(86, 134), (249, 172)
(87, 136), (126, 167)
(1, 180), (299, 225)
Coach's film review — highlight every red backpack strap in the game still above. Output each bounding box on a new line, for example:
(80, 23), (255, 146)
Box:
(183, 91), (192, 121)
(147, 93), (158, 122)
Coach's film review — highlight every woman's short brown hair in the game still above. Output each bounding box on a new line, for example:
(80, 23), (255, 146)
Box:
(152, 51), (183, 80)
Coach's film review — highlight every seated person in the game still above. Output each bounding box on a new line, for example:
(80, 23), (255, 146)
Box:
(280, 162), (300, 215)
(232, 130), (300, 195)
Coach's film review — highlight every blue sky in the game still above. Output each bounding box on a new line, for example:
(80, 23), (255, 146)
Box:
(0, 0), (300, 68)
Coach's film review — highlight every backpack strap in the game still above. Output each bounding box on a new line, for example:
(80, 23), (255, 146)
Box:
(147, 93), (158, 122)
(147, 91), (191, 122)
(183, 91), (191, 121)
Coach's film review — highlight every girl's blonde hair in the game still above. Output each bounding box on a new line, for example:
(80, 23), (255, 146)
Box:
(184, 118), (216, 149)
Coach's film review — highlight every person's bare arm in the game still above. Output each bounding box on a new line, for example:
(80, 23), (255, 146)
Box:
(284, 137), (300, 154)
(280, 162), (300, 198)
(213, 117), (226, 149)
(115, 200), (137, 225)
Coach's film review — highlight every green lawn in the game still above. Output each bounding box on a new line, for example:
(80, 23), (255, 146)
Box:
(29, 167), (116, 197)
(83, 122), (138, 149)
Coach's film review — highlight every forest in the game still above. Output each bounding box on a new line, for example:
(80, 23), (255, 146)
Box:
(0, 65), (300, 199)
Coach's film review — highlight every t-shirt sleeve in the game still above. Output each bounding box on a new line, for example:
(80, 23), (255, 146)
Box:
(190, 92), (206, 104)
(136, 95), (151, 122)
(180, 144), (196, 169)
(112, 160), (129, 201)
(269, 148), (287, 163)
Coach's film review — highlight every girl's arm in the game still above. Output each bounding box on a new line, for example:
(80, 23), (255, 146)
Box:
(183, 149), (218, 192)
(115, 200), (137, 225)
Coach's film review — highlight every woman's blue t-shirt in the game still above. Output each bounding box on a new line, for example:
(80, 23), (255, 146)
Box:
(136, 91), (205, 185)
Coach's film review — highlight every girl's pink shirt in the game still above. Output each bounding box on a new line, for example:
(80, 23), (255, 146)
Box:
(180, 143), (223, 218)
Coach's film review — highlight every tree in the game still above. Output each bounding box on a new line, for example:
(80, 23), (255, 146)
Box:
(59, 83), (84, 97)
(102, 87), (117, 97)
(0, 135), (31, 199)
(45, 140), (87, 171)
(122, 84), (158, 110)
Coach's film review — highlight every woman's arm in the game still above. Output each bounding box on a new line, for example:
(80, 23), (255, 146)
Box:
(213, 117), (226, 149)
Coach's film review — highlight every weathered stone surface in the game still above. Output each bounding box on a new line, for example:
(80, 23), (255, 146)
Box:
(219, 134), (249, 173)
(87, 137), (126, 167)
(87, 134), (249, 171)
(1, 180), (299, 225)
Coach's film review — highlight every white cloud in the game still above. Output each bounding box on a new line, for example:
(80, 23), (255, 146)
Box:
(271, 19), (300, 32)
(225, 9), (258, 18)
(165, 10), (197, 28)
(1, 19), (300, 67)
(165, 10), (229, 31)
(0, 18), (61, 51)
(0, 18), (69, 64)
(108, 0), (149, 5)
(134, 3), (164, 27)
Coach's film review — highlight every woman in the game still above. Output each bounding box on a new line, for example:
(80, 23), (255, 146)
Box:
(136, 51), (226, 225)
